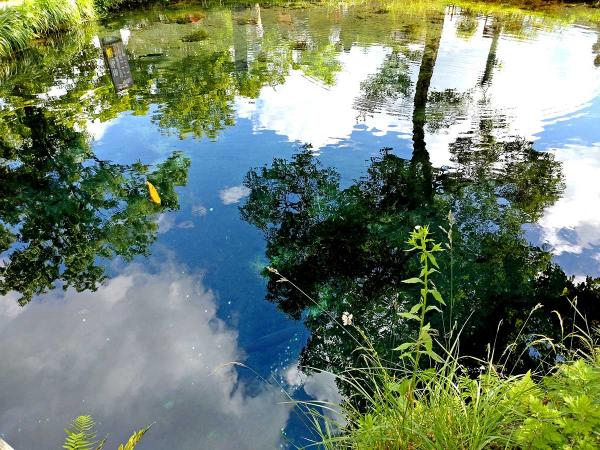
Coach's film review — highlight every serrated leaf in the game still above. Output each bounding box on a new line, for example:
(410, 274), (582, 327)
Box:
(430, 289), (445, 305)
(409, 303), (421, 314)
(399, 312), (420, 321)
(117, 424), (152, 450)
(402, 277), (423, 284)
(425, 305), (442, 314)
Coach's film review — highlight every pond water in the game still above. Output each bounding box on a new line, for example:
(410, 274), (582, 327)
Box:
(1, 1), (599, 448)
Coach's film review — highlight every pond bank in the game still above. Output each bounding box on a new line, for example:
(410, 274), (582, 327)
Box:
(1, 0), (599, 57)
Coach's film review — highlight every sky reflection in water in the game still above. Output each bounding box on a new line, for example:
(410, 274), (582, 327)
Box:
(1, 2), (599, 448)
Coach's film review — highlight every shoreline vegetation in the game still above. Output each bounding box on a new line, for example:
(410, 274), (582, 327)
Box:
(286, 226), (600, 449)
(53, 226), (599, 449)
(0, 0), (95, 57)
(0, 0), (599, 57)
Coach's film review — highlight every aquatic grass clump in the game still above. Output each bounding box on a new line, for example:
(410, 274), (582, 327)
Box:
(0, 0), (95, 58)
(181, 28), (209, 42)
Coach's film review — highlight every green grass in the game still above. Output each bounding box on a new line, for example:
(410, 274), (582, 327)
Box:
(309, 348), (600, 449)
(0, 0), (95, 57)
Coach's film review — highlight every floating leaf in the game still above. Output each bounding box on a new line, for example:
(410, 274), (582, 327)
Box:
(146, 181), (161, 205)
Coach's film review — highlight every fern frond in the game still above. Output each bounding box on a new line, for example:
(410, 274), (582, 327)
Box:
(117, 424), (153, 450)
(63, 416), (98, 450)
(63, 433), (94, 450)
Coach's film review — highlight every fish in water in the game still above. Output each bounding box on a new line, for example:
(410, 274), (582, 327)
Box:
(146, 181), (161, 205)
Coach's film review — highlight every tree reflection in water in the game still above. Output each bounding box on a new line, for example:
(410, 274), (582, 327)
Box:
(0, 106), (191, 305)
(235, 3), (599, 383)
(241, 137), (600, 384)
(239, 7), (598, 374)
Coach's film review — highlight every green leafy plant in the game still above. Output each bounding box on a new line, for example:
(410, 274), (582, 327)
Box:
(63, 416), (105, 450)
(63, 416), (151, 450)
(515, 356), (600, 449)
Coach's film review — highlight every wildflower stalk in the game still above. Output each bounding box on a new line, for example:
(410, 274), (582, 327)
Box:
(395, 225), (445, 399)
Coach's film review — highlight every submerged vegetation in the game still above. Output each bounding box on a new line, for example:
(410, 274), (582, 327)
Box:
(181, 28), (209, 42)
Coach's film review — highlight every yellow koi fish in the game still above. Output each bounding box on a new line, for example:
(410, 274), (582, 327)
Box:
(146, 181), (161, 205)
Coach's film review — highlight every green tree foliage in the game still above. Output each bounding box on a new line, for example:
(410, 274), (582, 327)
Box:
(293, 42), (342, 86)
(355, 49), (412, 115)
(0, 107), (190, 305)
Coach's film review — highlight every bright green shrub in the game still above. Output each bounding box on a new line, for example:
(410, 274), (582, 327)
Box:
(515, 357), (600, 449)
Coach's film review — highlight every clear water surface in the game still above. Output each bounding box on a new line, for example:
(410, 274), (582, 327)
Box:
(1, 1), (599, 448)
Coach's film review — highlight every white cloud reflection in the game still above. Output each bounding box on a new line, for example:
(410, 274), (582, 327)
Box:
(285, 365), (343, 426)
(537, 144), (600, 275)
(219, 185), (251, 205)
(236, 45), (413, 150)
(0, 261), (291, 449)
